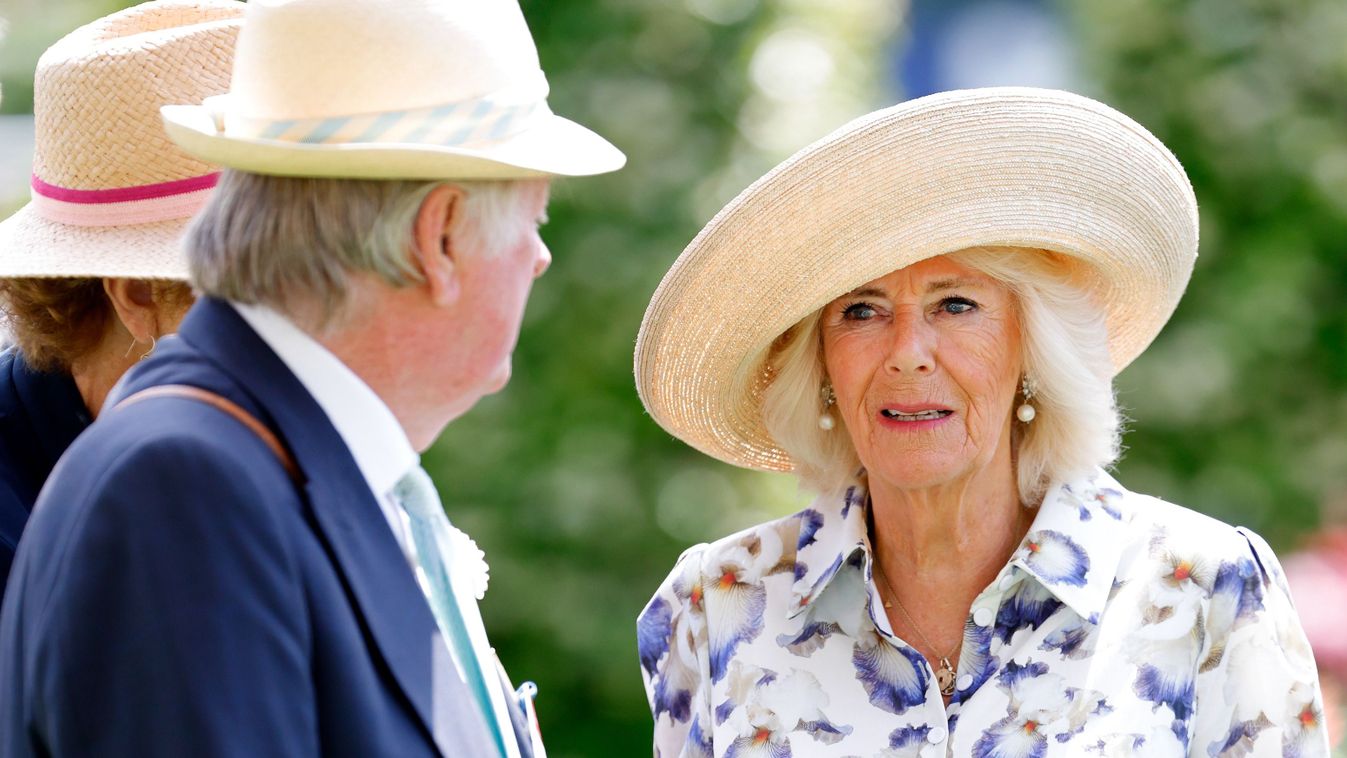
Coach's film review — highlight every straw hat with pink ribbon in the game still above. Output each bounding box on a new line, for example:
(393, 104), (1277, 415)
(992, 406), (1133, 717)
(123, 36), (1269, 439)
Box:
(159, 0), (626, 180)
(0, 0), (244, 280)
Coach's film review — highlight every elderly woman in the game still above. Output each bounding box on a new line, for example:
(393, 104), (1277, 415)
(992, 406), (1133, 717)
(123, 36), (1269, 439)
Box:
(635, 88), (1328, 757)
(0, 0), (241, 589)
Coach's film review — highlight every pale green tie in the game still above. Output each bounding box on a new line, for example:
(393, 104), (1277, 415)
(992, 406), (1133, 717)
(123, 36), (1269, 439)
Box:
(392, 465), (506, 758)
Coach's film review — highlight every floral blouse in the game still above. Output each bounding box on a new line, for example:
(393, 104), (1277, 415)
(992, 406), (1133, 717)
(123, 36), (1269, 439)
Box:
(637, 470), (1328, 757)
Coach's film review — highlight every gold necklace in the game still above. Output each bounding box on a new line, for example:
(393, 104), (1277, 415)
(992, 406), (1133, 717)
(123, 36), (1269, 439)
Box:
(873, 563), (961, 697)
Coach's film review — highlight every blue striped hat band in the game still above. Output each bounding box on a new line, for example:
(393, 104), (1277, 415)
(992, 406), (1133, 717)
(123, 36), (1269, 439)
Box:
(210, 90), (552, 150)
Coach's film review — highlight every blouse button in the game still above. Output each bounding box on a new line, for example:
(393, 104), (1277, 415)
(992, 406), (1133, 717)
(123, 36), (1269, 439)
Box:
(956, 673), (973, 691)
(973, 607), (994, 627)
(927, 726), (948, 744)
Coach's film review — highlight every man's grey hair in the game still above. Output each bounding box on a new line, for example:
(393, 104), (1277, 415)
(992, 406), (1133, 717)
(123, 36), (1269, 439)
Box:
(186, 170), (542, 327)
(758, 246), (1121, 506)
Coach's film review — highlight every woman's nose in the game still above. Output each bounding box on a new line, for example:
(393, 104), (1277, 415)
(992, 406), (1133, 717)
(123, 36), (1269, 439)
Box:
(884, 308), (935, 375)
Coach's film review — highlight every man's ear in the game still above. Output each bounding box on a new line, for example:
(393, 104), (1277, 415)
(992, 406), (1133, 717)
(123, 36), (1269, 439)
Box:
(412, 183), (468, 308)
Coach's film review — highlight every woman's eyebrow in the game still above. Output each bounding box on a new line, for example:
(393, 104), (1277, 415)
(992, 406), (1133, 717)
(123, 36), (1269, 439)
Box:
(928, 277), (980, 293)
(842, 278), (983, 299)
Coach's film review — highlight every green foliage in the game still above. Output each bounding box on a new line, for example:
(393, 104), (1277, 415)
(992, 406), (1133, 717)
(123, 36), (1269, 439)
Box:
(431, 4), (770, 756)
(433, 3), (895, 754)
(1068, 0), (1347, 548)
(2, 0), (1343, 754)
(0, 0), (133, 112)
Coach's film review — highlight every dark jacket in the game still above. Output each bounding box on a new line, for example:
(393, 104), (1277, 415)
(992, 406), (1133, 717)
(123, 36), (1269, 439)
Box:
(0, 350), (91, 592)
(0, 298), (533, 757)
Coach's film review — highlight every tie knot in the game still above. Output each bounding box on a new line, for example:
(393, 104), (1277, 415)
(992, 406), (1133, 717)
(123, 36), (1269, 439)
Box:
(393, 464), (442, 520)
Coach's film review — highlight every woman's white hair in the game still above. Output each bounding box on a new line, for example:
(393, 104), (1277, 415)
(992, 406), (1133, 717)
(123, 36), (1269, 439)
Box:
(760, 246), (1120, 506)
(187, 170), (544, 328)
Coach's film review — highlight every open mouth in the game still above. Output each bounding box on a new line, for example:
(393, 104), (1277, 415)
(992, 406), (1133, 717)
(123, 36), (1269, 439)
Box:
(880, 409), (953, 421)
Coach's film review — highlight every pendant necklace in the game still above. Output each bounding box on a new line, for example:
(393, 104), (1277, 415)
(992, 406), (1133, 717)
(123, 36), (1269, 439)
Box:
(874, 564), (961, 697)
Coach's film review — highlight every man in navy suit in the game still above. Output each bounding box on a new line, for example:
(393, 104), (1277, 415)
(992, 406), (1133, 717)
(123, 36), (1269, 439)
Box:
(0, 0), (623, 755)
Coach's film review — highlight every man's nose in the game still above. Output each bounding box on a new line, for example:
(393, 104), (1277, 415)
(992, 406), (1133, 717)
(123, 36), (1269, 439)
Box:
(534, 239), (552, 278)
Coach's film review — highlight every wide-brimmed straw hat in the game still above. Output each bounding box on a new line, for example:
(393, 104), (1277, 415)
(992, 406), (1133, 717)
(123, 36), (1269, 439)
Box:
(0, 0), (243, 280)
(635, 87), (1199, 472)
(161, 0), (626, 180)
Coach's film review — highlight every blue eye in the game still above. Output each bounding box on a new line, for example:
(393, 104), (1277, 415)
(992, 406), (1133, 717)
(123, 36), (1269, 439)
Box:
(940, 297), (977, 315)
(842, 303), (878, 320)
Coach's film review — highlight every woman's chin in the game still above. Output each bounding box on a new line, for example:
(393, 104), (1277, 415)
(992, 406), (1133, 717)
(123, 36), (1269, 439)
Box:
(863, 451), (986, 493)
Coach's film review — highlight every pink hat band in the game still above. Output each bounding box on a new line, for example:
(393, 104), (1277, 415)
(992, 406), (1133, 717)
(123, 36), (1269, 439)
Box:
(29, 173), (220, 228)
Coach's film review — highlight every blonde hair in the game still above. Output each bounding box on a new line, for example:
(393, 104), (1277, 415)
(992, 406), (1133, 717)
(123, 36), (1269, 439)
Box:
(760, 246), (1120, 505)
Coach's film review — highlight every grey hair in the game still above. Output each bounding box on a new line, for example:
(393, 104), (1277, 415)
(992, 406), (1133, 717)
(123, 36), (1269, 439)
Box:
(760, 246), (1120, 506)
(186, 170), (543, 327)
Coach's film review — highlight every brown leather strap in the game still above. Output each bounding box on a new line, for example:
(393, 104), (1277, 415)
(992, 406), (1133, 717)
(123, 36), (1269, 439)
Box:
(115, 384), (300, 482)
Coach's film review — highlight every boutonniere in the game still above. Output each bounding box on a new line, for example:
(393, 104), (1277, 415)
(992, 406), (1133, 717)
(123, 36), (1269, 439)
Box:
(445, 523), (490, 600)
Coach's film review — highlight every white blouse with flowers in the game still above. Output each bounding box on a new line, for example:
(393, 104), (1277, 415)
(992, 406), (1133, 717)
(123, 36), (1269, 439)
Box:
(637, 471), (1328, 757)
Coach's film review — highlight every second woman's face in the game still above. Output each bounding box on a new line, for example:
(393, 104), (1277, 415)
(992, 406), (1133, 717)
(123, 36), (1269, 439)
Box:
(820, 255), (1022, 493)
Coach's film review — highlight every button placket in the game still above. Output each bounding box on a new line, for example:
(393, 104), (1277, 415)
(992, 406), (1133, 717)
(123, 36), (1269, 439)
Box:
(972, 607), (994, 627)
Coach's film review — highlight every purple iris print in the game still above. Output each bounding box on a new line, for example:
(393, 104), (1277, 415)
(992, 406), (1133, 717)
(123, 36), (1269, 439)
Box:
(853, 637), (929, 714)
(995, 581), (1064, 644)
(1019, 530), (1090, 587)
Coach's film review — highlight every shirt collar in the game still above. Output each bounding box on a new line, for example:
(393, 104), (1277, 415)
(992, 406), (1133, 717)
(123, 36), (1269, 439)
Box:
(788, 485), (870, 619)
(787, 469), (1135, 625)
(1009, 469), (1135, 624)
(230, 302), (418, 497)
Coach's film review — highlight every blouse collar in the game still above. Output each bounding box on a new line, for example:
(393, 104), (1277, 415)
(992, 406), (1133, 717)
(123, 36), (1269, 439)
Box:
(788, 469), (1136, 626)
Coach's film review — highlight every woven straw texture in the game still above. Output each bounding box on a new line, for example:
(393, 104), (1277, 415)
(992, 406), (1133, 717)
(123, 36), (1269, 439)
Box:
(634, 87), (1199, 473)
(0, 0), (242, 278)
(0, 210), (194, 279)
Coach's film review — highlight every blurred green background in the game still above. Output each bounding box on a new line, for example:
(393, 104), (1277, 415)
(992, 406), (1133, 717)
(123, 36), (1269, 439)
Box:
(3, 0), (1345, 754)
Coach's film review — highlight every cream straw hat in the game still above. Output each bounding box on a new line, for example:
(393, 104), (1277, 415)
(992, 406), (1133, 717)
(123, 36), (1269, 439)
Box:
(160, 0), (625, 180)
(635, 87), (1199, 472)
(0, 0), (243, 280)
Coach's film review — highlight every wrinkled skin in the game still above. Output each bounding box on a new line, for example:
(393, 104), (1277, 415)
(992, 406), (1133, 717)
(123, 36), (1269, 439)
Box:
(819, 254), (1023, 501)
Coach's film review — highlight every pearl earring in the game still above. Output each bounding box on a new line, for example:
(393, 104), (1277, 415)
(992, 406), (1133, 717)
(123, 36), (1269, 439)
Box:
(819, 384), (837, 431)
(1016, 376), (1037, 423)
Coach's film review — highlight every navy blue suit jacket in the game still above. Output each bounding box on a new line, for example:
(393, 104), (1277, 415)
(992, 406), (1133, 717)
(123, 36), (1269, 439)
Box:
(0, 351), (91, 593)
(0, 299), (534, 757)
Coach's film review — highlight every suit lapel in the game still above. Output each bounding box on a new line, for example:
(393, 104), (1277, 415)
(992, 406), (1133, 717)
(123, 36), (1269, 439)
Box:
(173, 299), (498, 757)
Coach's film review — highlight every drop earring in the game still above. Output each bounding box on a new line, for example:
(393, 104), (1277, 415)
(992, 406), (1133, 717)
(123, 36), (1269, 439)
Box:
(1016, 376), (1037, 423)
(819, 383), (837, 430)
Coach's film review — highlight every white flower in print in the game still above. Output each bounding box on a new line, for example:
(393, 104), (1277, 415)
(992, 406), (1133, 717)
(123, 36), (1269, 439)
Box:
(639, 471), (1330, 757)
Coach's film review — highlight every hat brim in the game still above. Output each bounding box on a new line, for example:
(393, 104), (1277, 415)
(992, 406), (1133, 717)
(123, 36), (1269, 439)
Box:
(634, 87), (1199, 473)
(0, 203), (190, 279)
(161, 104), (626, 180)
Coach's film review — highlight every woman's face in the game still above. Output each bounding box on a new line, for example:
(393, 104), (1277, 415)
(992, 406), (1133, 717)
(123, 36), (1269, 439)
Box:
(820, 255), (1022, 493)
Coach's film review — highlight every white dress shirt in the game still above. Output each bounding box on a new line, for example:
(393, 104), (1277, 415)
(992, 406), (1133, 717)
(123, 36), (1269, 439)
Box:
(232, 302), (522, 758)
(232, 302), (419, 560)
